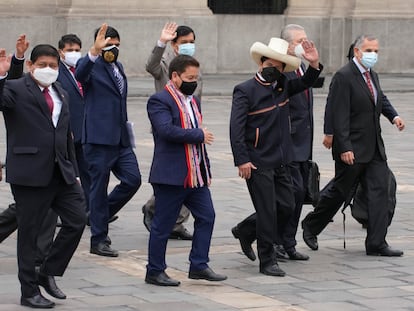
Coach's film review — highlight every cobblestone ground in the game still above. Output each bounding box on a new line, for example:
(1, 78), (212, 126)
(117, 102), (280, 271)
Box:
(1, 74), (414, 311)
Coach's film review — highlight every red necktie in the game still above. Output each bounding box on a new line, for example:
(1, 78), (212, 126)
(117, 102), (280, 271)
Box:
(364, 71), (375, 99)
(296, 68), (309, 101)
(69, 66), (84, 96)
(42, 87), (54, 116)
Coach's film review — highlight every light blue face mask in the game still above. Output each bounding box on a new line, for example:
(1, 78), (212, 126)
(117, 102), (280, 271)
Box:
(360, 51), (378, 68)
(178, 43), (196, 56)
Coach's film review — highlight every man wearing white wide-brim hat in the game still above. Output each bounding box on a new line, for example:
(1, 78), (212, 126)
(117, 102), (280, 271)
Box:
(229, 37), (322, 277)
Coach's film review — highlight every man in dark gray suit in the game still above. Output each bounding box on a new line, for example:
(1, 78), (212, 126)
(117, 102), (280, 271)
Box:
(302, 35), (405, 256)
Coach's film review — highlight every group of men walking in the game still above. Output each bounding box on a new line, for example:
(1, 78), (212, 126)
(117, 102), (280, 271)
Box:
(0, 20), (405, 309)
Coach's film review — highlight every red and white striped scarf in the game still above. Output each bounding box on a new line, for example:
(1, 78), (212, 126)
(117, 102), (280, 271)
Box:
(165, 81), (210, 188)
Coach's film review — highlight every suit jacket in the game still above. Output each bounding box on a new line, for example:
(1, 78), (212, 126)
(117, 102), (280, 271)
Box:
(285, 64), (314, 162)
(75, 56), (130, 147)
(145, 44), (203, 98)
(230, 65), (322, 169)
(147, 89), (209, 186)
(8, 55), (24, 80)
(329, 61), (397, 163)
(58, 62), (84, 143)
(0, 74), (78, 187)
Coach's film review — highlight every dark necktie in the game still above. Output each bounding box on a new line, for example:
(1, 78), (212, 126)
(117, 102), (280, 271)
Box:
(42, 87), (54, 116)
(69, 66), (84, 96)
(364, 71), (375, 100)
(112, 63), (125, 94)
(296, 68), (309, 101)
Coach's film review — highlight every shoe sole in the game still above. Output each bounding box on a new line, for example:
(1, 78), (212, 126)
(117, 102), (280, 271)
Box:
(188, 275), (227, 281)
(90, 250), (119, 257)
(145, 278), (180, 286)
(366, 251), (403, 257)
(21, 300), (55, 308)
(260, 270), (286, 277)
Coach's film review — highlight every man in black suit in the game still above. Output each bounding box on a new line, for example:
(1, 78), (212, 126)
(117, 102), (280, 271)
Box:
(302, 35), (405, 256)
(0, 34), (92, 266)
(231, 24), (316, 262)
(0, 44), (86, 308)
(230, 37), (322, 277)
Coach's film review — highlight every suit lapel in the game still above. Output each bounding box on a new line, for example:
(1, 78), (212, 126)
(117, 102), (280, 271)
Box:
(350, 62), (375, 104)
(60, 63), (82, 96)
(24, 74), (51, 119)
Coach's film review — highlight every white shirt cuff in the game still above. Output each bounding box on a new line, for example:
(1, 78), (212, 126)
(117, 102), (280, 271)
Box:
(88, 51), (99, 63)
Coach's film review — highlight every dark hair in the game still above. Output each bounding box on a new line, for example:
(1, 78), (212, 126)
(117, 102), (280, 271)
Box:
(30, 44), (60, 63)
(172, 25), (195, 42)
(168, 55), (200, 79)
(58, 34), (82, 49)
(347, 42), (355, 61)
(94, 25), (120, 40)
(260, 55), (286, 69)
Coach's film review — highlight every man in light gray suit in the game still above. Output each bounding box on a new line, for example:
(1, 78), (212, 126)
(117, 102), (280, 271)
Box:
(143, 22), (203, 240)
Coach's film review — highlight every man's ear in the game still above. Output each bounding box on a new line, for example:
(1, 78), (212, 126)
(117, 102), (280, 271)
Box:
(25, 59), (33, 72)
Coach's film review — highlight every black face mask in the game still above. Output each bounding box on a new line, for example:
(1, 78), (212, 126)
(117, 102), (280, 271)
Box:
(179, 80), (198, 95)
(261, 66), (282, 83)
(102, 45), (119, 63)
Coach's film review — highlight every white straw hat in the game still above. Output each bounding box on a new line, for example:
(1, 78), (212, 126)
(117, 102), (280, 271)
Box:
(250, 37), (301, 72)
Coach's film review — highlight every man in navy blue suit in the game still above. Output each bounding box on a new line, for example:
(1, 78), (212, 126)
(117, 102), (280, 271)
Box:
(76, 24), (141, 257)
(145, 55), (226, 286)
(58, 34), (90, 210)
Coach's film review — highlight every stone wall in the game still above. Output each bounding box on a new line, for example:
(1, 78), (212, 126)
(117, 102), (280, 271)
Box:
(0, 0), (413, 75)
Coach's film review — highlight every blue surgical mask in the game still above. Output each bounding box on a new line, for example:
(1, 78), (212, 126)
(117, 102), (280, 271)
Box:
(360, 51), (378, 68)
(178, 43), (195, 56)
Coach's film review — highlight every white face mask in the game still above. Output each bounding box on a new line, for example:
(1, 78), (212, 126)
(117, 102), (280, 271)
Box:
(294, 44), (305, 58)
(63, 51), (81, 67)
(32, 67), (59, 86)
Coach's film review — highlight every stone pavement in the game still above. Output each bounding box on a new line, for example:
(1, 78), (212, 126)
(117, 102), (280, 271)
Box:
(1, 73), (414, 311)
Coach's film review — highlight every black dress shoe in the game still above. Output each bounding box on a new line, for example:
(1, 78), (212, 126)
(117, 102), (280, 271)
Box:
(366, 246), (403, 257)
(108, 215), (119, 224)
(302, 222), (318, 250)
(38, 273), (66, 299)
(90, 242), (119, 257)
(273, 244), (289, 261)
(231, 226), (256, 261)
(188, 267), (227, 281)
(169, 228), (193, 240)
(145, 271), (180, 286)
(260, 263), (286, 277)
(21, 294), (55, 308)
(286, 249), (310, 261)
(104, 236), (112, 245)
(142, 205), (153, 232)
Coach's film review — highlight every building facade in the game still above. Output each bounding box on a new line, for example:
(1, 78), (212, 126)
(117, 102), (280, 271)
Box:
(0, 0), (413, 75)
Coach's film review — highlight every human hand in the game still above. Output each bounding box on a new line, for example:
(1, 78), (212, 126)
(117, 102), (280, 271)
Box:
(15, 34), (29, 58)
(340, 151), (354, 165)
(90, 23), (111, 56)
(323, 135), (333, 149)
(393, 117), (405, 131)
(301, 39), (319, 69)
(160, 22), (178, 44)
(202, 128), (214, 145)
(238, 162), (257, 180)
(0, 49), (12, 76)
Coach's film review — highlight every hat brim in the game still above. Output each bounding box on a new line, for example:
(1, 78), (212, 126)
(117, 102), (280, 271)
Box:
(250, 42), (301, 72)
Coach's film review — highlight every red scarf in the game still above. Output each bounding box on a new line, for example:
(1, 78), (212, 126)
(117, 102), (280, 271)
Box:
(165, 81), (211, 188)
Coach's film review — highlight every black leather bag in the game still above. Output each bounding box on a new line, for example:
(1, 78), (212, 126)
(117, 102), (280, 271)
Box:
(303, 160), (320, 207)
